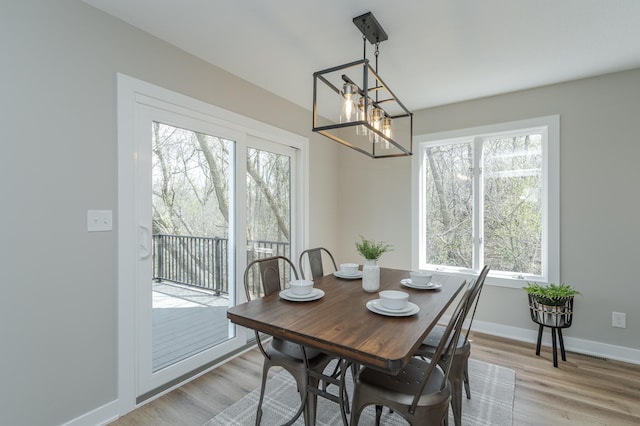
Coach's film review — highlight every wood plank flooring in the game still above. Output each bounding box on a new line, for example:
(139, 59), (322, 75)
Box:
(110, 331), (640, 426)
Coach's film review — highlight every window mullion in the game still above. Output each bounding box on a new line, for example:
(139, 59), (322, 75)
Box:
(473, 137), (483, 272)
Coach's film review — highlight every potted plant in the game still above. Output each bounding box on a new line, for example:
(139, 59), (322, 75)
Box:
(524, 282), (580, 327)
(355, 237), (393, 292)
(355, 236), (393, 260)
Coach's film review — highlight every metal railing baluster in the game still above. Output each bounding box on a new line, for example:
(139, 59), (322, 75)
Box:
(152, 234), (288, 296)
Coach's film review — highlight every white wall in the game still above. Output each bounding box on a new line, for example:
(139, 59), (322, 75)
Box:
(0, 1), (338, 425)
(336, 68), (640, 361)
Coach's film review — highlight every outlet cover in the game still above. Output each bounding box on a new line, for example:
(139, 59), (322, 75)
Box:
(612, 312), (626, 329)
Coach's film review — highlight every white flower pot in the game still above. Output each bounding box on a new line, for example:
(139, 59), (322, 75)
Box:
(362, 259), (380, 292)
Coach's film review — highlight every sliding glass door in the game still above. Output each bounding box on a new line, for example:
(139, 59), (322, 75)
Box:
(129, 105), (303, 401)
(118, 75), (308, 409)
(136, 104), (244, 396)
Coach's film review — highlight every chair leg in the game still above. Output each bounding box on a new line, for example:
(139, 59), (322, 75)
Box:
(324, 359), (342, 391)
(375, 405), (383, 426)
(331, 360), (351, 415)
(551, 327), (558, 368)
(306, 359), (350, 425)
(255, 363), (271, 426)
(558, 328), (567, 361)
(535, 324), (544, 356)
(463, 361), (471, 400)
(349, 391), (363, 426)
(302, 375), (317, 426)
(450, 376), (463, 426)
(338, 361), (350, 424)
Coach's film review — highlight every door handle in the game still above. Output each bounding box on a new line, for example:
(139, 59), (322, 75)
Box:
(139, 225), (151, 260)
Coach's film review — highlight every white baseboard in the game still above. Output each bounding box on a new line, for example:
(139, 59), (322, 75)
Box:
(60, 399), (119, 426)
(472, 319), (640, 365)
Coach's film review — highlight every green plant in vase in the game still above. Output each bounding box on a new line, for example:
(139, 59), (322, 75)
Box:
(524, 282), (580, 329)
(355, 237), (393, 292)
(523, 282), (580, 306)
(355, 236), (393, 260)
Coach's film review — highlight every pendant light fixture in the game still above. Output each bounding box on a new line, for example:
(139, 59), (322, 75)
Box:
(312, 12), (413, 158)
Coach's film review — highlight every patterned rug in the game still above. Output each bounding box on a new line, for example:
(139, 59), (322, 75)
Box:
(205, 358), (515, 425)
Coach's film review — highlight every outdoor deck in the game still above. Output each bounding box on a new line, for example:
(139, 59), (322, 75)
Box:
(152, 282), (230, 371)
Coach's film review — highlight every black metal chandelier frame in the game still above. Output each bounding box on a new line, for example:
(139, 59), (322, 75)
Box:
(312, 12), (413, 158)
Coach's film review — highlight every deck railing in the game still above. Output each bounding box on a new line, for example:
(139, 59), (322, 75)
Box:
(153, 234), (289, 295)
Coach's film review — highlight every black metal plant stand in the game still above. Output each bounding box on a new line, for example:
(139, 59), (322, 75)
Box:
(528, 295), (574, 367)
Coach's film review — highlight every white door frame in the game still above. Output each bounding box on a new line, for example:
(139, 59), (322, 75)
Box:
(117, 73), (309, 415)
(135, 103), (247, 395)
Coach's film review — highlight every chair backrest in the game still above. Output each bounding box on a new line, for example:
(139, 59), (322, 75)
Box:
(410, 281), (472, 414)
(464, 264), (491, 343)
(298, 247), (337, 280)
(243, 256), (300, 360)
(461, 264), (491, 343)
(244, 255), (299, 301)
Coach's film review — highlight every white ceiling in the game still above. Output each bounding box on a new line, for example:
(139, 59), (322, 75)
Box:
(83, 0), (640, 112)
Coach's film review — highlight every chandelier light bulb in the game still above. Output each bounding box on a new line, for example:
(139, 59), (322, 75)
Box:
(356, 96), (370, 136)
(340, 83), (357, 123)
(382, 116), (392, 148)
(369, 107), (384, 143)
(383, 116), (392, 138)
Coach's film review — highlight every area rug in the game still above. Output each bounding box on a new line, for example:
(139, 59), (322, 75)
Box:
(205, 358), (514, 425)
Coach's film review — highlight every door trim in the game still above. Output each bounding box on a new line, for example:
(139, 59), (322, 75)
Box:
(117, 73), (309, 415)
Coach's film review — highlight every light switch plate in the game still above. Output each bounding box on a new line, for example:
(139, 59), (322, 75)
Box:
(88, 210), (113, 232)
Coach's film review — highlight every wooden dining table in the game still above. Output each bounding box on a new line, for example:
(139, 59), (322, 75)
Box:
(227, 267), (466, 374)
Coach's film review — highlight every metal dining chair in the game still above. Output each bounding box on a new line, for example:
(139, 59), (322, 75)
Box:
(413, 264), (491, 426)
(350, 282), (472, 426)
(244, 255), (333, 426)
(297, 247), (353, 424)
(298, 247), (338, 280)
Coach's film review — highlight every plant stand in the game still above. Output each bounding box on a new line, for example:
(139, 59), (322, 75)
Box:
(527, 294), (574, 367)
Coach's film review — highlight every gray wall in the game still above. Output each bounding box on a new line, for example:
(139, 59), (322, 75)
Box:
(336, 68), (640, 355)
(0, 1), (338, 425)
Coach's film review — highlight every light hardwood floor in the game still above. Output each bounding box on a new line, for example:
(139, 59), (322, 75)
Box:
(110, 332), (640, 425)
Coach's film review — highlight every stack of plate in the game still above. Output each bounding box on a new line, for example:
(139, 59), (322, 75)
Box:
(333, 270), (363, 279)
(400, 279), (442, 290)
(366, 299), (420, 316)
(279, 288), (325, 302)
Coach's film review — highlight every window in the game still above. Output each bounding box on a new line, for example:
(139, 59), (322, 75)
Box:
(413, 116), (559, 288)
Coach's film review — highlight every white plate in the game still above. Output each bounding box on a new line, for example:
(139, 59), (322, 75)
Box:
(366, 300), (420, 317)
(334, 271), (363, 279)
(400, 279), (443, 290)
(279, 288), (325, 302)
(370, 299), (414, 313)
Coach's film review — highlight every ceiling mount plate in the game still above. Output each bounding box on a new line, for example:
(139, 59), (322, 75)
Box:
(353, 12), (388, 44)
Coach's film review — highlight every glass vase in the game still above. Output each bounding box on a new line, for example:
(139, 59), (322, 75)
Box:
(362, 259), (380, 292)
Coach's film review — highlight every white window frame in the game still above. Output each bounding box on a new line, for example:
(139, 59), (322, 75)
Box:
(411, 115), (559, 289)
